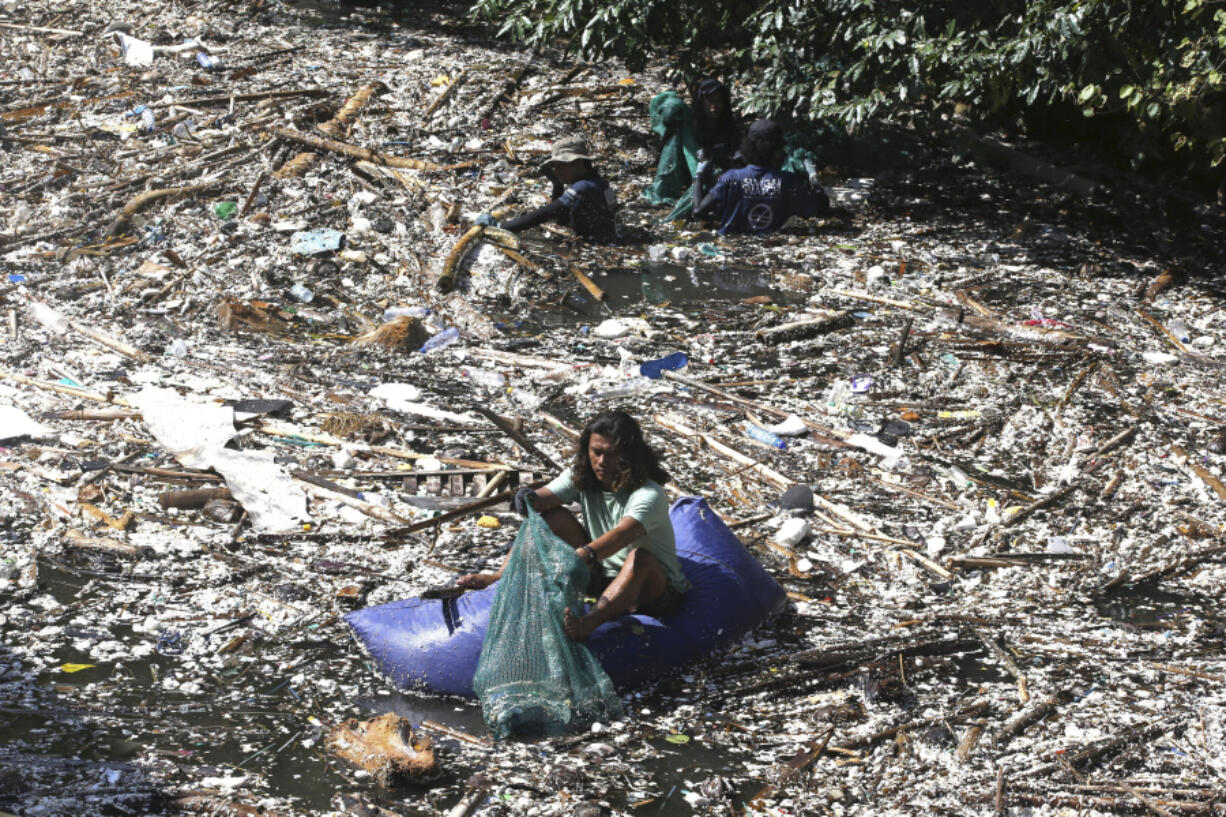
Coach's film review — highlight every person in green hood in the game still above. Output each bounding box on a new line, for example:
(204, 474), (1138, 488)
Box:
(641, 91), (700, 209)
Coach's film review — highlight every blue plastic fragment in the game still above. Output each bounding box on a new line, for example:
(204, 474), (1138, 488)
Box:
(7, 274), (26, 283)
(639, 352), (688, 379)
(290, 228), (345, 256)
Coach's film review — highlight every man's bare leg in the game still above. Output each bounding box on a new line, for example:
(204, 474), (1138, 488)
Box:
(456, 507), (588, 588)
(563, 548), (667, 640)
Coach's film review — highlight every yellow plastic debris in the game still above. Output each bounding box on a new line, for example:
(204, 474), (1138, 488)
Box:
(59, 663), (96, 673)
(476, 515), (501, 529)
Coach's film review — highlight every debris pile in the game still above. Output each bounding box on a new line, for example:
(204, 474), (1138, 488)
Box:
(2, 1), (1224, 816)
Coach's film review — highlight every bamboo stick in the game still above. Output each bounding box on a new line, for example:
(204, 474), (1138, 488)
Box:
(269, 127), (474, 172)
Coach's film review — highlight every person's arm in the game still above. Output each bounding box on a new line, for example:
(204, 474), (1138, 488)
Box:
(578, 515), (646, 566)
(532, 487), (563, 511)
(790, 173), (829, 219)
(500, 198), (568, 233)
(693, 188), (721, 219)
(455, 486), (567, 588)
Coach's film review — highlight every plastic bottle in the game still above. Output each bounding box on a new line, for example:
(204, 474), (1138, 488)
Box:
(509, 387), (543, 410)
(289, 283), (314, 303)
(27, 301), (69, 334)
(745, 423), (787, 449)
(593, 378), (652, 400)
(419, 326), (460, 354)
(776, 518), (810, 548)
(616, 346), (637, 377)
(383, 306), (430, 321)
(1167, 318), (1190, 343)
(358, 491), (390, 508)
(427, 202), (446, 233)
(463, 367), (506, 389)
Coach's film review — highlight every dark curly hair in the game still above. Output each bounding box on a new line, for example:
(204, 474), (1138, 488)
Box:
(741, 118), (785, 167)
(572, 411), (669, 494)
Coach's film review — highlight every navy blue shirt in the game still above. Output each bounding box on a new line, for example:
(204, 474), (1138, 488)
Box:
(703, 165), (825, 235)
(502, 172), (619, 242)
(558, 176), (619, 240)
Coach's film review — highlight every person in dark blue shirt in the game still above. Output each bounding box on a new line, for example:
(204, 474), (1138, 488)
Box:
(479, 135), (619, 242)
(693, 119), (829, 236)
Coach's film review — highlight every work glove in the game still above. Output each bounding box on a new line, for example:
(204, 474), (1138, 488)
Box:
(804, 160), (825, 194)
(474, 213), (497, 227)
(512, 486), (538, 517)
(694, 148), (712, 179)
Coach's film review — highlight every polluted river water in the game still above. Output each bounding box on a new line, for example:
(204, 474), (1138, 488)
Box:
(3, 0), (1226, 814)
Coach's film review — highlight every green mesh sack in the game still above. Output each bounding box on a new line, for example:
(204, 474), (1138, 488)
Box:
(642, 91), (699, 207)
(664, 184), (695, 222)
(472, 506), (622, 740)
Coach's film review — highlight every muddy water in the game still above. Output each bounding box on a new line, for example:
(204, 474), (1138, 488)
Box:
(494, 258), (804, 332)
(4, 563), (989, 815)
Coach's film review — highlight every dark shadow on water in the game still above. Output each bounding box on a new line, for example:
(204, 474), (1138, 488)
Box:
(1093, 584), (1210, 626)
(0, 562), (164, 816)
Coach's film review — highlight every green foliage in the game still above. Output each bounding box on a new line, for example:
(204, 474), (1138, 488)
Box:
(471, 0), (1226, 178)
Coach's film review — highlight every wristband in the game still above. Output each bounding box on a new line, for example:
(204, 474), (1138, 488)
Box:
(581, 545), (598, 565)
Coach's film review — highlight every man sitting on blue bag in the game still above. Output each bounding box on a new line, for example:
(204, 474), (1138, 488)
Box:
(457, 411), (690, 640)
(692, 118), (830, 236)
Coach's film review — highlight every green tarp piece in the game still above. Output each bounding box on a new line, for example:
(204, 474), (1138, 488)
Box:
(643, 91), (699, 208)
(473, 506), (623, 740)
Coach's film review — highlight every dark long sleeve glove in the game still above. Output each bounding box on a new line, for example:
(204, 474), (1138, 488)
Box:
(512, 486), (538, 516)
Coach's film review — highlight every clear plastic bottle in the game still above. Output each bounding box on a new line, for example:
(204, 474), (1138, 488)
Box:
(616, 346), (637, 377)
(593, 377), (652, 400)
(419, 326), (460, 353)
(383, 306), (431, 321)
(827, 380), (849, 415)
(288, 283), (314, 303)
(27, 301), (69, 334)
(745, 423), (787, 449)
(427, 202), (446, 233)
(509, 387), (543, 410)
(463, 367), (506, 390)
(1167, 318), (1190, 343)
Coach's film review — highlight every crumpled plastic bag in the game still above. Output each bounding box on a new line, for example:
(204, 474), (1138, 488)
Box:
(133, 387), (308, 533)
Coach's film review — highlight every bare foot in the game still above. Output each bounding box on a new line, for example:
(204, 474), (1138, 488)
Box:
(562, 606), (598, 641)
(455, 573), (498, 590)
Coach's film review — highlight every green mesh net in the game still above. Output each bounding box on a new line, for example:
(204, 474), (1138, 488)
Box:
(643, 91), (699, 208)
(472, 506), (623, 740)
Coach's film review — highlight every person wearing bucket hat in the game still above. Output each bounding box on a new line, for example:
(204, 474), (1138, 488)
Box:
(693, 118), (829, 236)
(486, 134), (620, 241)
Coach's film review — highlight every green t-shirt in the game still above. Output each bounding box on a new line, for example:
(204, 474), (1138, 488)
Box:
(544, 469), (691, 594)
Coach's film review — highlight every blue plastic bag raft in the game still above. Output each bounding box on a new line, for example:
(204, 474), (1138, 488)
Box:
(346, 497), (786, 697)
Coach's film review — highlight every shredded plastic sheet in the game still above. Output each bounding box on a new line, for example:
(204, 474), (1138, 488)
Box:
(368, 383), (478, 424)
(473, 506), (622, 739)
(0, 405), (55, 443)
(133, 387), (308, 532)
